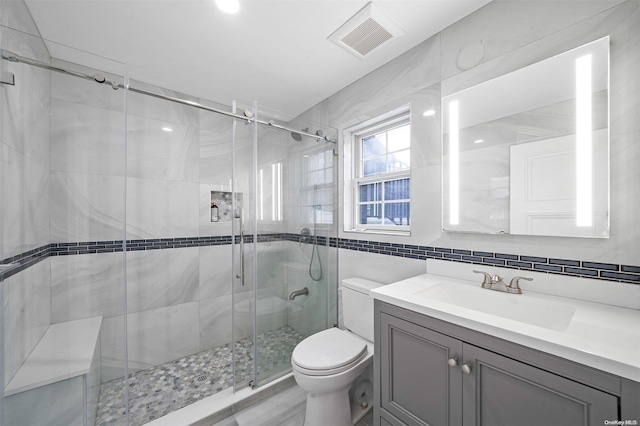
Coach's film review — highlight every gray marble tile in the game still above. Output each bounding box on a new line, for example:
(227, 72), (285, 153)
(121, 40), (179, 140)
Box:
(199, 127), (234, 184)
(127, 247), (199, 314)
(98, 315), (127, 383)
(126, 302), (201, 373)
(50, 251), (126, 323)
(440, 0), (627, 82)
(101, 303), (203, 382)
(608, 1), (640, 137)
(50, 171), (126, 243)
(4, 376), (85, 426)
(126, 81), (200, 126)
(127, 114), (199, 182)
(50, 71), (126, 114)
(1, 27), (51, 169)
(2, 144), (49, 258)
(49, 97), (126, 176)
(2, 259), (51, 387)
(441, 1), (636, 97)
(199, 294), (233, 351)
(199, 245), (233, 300)
(126, 176), (199, 239)
(1, 0), (44, 37)
(212, 383), (375, 426)
(327, 35), (440, 129)
(214, 384), (306, 426)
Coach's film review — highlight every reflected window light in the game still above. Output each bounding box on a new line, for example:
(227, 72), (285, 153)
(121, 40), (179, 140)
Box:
(259, 168), (264, 221)
(423, 109), (436, 117)
(576, 54), (592, 227)
(277, 162), (282, 221)
(449, 100), (459, 225)
(474, 139), (484, 144)
(162, 127), (173, 132)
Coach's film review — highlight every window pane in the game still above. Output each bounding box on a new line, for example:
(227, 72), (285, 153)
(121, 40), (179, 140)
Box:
(359, 182), (381, 202)
(387, 149), (410, 172)
(362, 134), (386, 159)
(360, 203), (381, 225)
(386, 202), (411, 225)
(385, 178), (410, 200)
(363, 157), (387, 177)
(387, 124), (410, 152)
(306, 170), (323, 186)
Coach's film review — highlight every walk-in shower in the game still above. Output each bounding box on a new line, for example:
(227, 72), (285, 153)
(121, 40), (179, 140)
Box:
(0, 5), (338, 423)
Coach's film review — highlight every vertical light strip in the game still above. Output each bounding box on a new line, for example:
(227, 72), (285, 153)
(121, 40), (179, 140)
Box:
(259, 168), (264, 220)
(576, 54), (592, 227)
(271, 164), (276, 220)
(277, 162), (282, 221)
(449, 100), (460, 225)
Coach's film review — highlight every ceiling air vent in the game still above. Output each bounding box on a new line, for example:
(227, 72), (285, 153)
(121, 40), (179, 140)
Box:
(329, 2), (404, 59)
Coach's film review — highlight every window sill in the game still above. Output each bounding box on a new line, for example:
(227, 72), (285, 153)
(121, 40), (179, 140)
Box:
(344, 228), (411, 237)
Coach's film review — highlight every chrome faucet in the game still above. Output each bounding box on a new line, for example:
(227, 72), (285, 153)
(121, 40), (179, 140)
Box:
(289, 287), (309, 300)
(473, 270), (532, 294)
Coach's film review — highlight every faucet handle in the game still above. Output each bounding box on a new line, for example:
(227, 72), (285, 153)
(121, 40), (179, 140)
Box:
(508, 276), (533, 294)
(473, 270), (493, 289)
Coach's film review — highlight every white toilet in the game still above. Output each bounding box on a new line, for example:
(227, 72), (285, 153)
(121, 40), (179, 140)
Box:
(291, 278), (383, 426)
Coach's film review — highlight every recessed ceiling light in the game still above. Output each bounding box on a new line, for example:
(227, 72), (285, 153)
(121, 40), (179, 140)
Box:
(474, 139), (485, 144)
(422, 109), (436, 117)
(216, 0), (239, 14)
(162, 127), (173, 132)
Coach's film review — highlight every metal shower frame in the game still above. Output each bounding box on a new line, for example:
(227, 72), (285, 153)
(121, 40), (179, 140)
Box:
(0, 50), (337, 144)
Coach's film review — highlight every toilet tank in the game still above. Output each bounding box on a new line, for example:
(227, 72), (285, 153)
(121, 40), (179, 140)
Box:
(341, 278), (384, 342)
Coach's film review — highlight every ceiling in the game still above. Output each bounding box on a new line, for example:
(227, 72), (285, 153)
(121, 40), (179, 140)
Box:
(24, 0), (491, 119)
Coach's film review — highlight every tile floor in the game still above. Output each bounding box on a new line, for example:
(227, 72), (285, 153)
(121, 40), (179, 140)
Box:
(95, 326), (305, 426)
(212, 383), (374, 426)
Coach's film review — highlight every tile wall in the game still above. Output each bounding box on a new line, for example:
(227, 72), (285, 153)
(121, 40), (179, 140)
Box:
(299, 0), (640, 287)
(0, 0), (52, 387)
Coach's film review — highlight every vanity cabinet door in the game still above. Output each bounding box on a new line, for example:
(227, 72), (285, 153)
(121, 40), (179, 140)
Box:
(461, 344), (619, 426)
(379, 313), (463, 426)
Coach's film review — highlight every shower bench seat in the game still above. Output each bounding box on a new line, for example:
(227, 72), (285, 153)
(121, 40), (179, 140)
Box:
(4, 316), (103, 426)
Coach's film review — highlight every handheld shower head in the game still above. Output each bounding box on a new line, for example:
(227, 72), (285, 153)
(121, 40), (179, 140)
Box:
(291, 128), (309, 141)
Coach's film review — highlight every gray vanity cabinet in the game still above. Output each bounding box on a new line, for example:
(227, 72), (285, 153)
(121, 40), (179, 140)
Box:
(462, 344), (617, 425)
(375, 301), (630, 426)
(379, 312), (463, 425)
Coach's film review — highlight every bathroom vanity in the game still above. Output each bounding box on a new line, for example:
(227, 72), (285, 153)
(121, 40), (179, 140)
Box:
(371, 266), (640, 426)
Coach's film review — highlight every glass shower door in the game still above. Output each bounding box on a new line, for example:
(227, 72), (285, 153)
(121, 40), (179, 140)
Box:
(251, 107), (338, 387)
(231, 102), (256, 389)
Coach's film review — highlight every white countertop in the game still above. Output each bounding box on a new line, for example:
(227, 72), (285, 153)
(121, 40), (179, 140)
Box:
(5, 316), (103, 396)
(371, 273), (640, 382)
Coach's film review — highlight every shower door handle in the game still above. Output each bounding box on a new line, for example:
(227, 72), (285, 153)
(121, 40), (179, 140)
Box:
(236, 208), (245, 286)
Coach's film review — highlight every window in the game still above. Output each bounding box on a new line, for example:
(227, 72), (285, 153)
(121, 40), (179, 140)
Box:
(300, 149), (334, 225)
(353, 113), (410, 231)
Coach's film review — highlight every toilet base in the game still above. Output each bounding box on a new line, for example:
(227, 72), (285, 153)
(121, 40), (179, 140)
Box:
(304, 387), (351, 426)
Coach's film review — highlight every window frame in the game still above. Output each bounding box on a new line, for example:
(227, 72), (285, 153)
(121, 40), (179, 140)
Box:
(352, 112), (411, 233)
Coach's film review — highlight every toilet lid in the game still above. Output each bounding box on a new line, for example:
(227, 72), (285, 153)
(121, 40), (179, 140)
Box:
(292, 328), (367, 376)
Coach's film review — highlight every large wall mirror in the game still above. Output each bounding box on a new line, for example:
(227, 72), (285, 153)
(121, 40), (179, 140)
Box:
(442, 37), (609, 238)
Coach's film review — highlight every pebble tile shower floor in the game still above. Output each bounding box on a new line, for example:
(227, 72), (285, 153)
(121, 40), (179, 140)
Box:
(95, 326), (305, 426)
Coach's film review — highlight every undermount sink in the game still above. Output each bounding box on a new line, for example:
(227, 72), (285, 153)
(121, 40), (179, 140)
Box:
(414, 282), (576, 332)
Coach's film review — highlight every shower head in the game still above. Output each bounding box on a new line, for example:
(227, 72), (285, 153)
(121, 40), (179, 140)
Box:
(291, 128), (309, 141)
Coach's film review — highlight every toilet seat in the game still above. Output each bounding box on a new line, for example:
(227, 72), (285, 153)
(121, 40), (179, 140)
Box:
(292, 328), (368, 376)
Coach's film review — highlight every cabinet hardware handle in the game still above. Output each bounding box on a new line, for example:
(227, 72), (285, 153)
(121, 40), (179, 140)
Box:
(461, 363), (472, 374)
(447, 358), (458, 367)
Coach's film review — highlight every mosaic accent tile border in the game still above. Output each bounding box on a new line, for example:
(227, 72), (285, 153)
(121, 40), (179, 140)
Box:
(331, 237), (640, 285)
(0, 244), (50, 280)
(2, 234), (638, 285)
